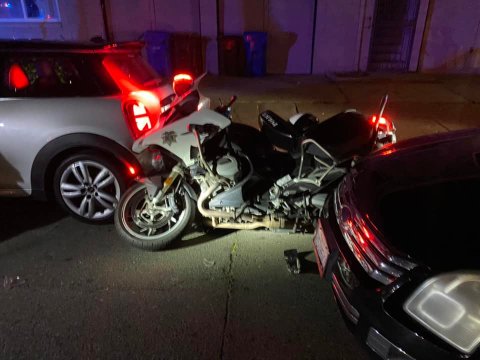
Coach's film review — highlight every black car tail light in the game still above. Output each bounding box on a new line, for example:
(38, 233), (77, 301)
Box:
(334, 179), (416, 285)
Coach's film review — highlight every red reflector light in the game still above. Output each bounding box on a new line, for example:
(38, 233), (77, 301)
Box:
(9, 64), (29, 90)
(128, 166), (136, 175)
(173, 73), (193, 82)
(370, 115), (387, 124)
(173, 73), (194, 96)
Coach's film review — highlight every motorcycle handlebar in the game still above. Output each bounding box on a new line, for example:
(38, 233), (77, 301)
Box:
(214, 95), (237, 119)
(226, 95), (237, 108)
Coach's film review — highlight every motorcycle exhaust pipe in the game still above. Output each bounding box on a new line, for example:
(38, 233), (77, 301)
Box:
(197, 181), (236, 219)
(198, 182), (292, 230)
(210, 215), (288, 230)
(197, 180), (293, 230)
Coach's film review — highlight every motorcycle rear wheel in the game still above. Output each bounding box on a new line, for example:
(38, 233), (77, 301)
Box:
(114, 183), (195, 251)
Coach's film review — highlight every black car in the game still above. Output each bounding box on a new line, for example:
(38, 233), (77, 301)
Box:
(314, 128), (480, 360)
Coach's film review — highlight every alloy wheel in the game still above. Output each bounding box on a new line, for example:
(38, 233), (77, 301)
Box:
(59, 160), (121, 220)
(121, 186), (187, 240)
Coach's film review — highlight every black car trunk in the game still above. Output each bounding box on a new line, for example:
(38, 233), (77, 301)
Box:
(378, 178), (480, 271)
(351, 129), (480, 272)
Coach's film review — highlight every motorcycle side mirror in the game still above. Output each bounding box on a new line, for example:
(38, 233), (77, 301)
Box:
(172, 73), (194, 97)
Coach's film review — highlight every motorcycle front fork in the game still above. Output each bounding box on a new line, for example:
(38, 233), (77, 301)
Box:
(144, 164), (185, 205)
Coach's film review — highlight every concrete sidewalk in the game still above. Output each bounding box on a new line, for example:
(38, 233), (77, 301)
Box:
(201, 73), (480, 140)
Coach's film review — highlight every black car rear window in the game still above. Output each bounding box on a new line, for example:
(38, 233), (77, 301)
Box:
(379, 178), (480, 269)
(0, 53), (119, 97)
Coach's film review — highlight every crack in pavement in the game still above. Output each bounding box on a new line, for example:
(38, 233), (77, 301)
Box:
(219, 238), (238, 359)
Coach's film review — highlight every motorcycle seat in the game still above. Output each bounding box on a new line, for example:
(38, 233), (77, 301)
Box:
(303, 111), (375, 163)
(258, 110), (300, 152)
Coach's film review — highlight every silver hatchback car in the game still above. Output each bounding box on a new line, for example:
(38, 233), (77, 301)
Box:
(0, 40), (174, 222)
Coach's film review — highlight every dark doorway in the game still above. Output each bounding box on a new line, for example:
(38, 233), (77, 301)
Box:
(368, 0), (420, 71)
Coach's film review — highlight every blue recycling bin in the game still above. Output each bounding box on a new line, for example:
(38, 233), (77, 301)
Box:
(243, 31), (267, 76)
(144, 31), (172, 77)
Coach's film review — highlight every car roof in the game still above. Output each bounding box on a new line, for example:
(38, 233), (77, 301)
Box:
(0, 40), (144, 54)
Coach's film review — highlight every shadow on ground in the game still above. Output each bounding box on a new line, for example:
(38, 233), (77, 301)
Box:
(298, 251), (319, 275)
(0, 198), (65, 243)
(171, 228), (236, 250)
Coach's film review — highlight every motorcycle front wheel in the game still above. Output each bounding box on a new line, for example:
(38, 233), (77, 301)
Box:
(114, 183), (195, 251)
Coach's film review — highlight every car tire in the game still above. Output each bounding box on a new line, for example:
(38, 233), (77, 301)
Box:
(53, 151), (127, 223)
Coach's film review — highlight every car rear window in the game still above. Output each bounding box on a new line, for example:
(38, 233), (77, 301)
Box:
(0, 53), (119, 97)
(102, 53), (167, 90)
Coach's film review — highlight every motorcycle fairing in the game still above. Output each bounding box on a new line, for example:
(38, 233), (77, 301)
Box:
(132, 108), (231, 166)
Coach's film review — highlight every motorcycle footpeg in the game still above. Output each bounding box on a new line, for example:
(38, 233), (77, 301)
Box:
(284, 249), (301, 275)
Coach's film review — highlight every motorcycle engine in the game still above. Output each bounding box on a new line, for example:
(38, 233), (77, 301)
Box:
(215, 155), (241, 181)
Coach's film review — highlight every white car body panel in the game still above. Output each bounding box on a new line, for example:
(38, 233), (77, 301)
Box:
(0, 96), (131, 195)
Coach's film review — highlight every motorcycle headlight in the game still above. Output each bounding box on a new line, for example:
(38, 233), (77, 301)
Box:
(404, 272), (480, 354)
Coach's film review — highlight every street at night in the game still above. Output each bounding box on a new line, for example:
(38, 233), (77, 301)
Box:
(0, 200), (366, 359)
(2, 74), (480, 359)
(2, 0), (480, 358)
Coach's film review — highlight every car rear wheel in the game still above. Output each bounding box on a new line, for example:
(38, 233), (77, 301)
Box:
(53, 152), (127, 223)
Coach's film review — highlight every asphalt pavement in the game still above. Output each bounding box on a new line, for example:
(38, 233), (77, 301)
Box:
(1, 73), (480, 360)
(0, 198), (366, 360)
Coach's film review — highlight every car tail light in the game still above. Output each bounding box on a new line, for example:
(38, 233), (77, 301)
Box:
(8, 64), (29, 90)
(122, 91), (161, 139)
(334, 179), (416, 285)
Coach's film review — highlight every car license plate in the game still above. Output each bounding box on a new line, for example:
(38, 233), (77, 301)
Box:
(313, 219), (330, 277)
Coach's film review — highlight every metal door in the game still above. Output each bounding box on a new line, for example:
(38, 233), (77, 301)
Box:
(368, 0), (420, 71)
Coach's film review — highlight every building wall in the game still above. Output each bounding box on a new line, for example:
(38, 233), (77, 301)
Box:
(2, 0), (480, 74)
(419, 0), (480, 73)
(221, 0), (316, 74)
(110, 0), (201, 41)
(0, 0), (104, 41)
(221, 0), (265, 34)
